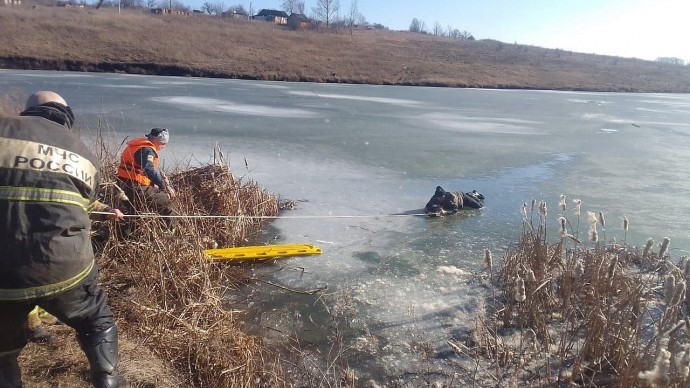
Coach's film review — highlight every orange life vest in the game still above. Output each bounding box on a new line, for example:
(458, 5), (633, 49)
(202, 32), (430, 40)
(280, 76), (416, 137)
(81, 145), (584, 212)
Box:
(117, 137), (158, 186)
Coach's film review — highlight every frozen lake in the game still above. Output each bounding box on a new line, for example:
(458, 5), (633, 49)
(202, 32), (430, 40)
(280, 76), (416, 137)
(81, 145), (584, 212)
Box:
(2, 70), (690, 383)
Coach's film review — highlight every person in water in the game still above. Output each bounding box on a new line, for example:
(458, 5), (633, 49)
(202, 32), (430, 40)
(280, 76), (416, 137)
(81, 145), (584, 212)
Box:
(425, 185), (484, 216)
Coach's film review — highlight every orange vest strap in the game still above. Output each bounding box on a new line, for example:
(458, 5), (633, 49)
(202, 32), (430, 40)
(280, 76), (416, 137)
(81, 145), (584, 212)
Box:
(117, 138), (158, 187)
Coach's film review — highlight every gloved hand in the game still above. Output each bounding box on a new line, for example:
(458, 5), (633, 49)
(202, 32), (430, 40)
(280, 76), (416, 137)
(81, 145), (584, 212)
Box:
(107, 208), (125, 221)
(166, 185), (177, 200)
(472, 190), (485, 200)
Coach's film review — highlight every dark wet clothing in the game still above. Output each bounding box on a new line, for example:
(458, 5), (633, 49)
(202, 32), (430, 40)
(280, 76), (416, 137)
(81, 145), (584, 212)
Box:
(425, 188), (484, 214)
(426, 191), (461, 214)
(460, 191), (484, 209)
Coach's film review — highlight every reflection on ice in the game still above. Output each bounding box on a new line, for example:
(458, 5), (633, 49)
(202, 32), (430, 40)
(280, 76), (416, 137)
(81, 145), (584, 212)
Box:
(150, 96), (320, 118)
(101, 84), (159, 89)
(421, 112), (540, 134)
(638, 98), (690, 109)
(566, 98), (608, 105)
(582, 112), (634, 123)
(289, 90), (421, 106)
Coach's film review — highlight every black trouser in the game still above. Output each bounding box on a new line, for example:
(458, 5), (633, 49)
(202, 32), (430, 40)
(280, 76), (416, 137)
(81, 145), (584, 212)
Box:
(0, 265), (115, 352)
(117, 178), (177, 230)
(461, 192), (484, 209)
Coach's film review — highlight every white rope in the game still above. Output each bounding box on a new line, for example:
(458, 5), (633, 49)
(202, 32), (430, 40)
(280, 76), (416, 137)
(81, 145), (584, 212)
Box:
(91, 211), (428, 219)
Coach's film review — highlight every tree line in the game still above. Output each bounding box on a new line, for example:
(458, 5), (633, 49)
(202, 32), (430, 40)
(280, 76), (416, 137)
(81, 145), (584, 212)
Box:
(409, 17), (474, 40)
(282, 0), (379, 32)
(655, 57), (686, 66)
(76, 0), (384, 33)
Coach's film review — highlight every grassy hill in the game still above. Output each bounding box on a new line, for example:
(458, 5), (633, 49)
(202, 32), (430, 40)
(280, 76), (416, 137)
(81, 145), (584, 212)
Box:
(1, 6), (690, 92)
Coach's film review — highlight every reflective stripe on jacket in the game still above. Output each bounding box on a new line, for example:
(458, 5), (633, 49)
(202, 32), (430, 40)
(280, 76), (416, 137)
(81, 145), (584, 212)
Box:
(116, 137), (158, 186)
(0, 115), (100, 301)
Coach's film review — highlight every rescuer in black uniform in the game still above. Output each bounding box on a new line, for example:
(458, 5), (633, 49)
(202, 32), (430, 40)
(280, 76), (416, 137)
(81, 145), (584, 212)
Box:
(0, 91), (125, 387)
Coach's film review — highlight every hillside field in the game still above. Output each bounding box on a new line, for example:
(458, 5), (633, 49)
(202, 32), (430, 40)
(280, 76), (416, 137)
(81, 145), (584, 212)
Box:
(2, 6), (690, 92)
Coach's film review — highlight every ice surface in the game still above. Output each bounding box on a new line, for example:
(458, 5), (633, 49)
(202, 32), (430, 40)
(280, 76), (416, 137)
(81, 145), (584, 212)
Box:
(3, 70), (690, 383)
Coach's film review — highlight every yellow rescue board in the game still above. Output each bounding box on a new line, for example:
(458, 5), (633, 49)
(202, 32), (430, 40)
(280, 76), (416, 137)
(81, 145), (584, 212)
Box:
(204, 243), (322, 262)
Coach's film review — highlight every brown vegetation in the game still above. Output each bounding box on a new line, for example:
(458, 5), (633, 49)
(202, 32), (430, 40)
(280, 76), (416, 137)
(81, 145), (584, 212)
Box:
(16, 117), (287, 386)
(454, 199), (690, 387)
(2, 6), (690, 92)
(4, 7), (690, 384)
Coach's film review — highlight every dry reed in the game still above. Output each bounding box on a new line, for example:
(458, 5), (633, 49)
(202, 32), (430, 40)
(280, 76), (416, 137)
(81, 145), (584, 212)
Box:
(89, 124), (284, 386)
(74, 112), (284, 387)
(0, 92), (314, 387)
(464, 197), (690, 387)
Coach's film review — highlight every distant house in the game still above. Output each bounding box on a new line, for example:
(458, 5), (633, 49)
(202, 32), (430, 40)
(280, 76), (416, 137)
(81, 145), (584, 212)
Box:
(253, 9), (288, 25)
(149, 7), (188, 15)
(222, 9), (247, 19)
(57, 0), (82, 7)
(287, 13), (310, 30)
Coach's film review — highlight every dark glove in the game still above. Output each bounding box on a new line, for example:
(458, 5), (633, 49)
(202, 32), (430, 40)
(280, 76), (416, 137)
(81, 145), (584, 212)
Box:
(472, 190), (485, 200)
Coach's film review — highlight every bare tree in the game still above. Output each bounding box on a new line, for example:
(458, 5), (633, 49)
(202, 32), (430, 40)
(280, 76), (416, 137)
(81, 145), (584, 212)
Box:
(281, 0), (297, 13)
(347, 0), (358, 34)
(409, 18), (421, 33)
(227, 4), (246, 15)
(177, 0), (190, 11)
(357, 13), (366, 27)
(312, 0), (339, 28)
(282, 0), (305, 14)
(201, 1), (223, 15)
(432, 21), (443, 36)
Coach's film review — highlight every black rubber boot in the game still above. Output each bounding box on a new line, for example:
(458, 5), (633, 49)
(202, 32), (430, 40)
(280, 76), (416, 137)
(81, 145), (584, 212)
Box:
(77, 326), (125, 388)
(0, 350), (22, 388)
(27, 326), (54, 343)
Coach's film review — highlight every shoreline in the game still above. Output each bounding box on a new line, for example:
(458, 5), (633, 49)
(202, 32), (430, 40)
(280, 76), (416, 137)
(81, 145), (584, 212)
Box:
(0, 56), (672, 93)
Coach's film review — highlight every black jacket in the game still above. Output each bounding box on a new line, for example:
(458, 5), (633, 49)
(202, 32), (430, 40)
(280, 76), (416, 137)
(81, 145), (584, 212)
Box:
(425, 192), (460, 214)
(0, 115), (101, 301)
(425, 190), (484, 213)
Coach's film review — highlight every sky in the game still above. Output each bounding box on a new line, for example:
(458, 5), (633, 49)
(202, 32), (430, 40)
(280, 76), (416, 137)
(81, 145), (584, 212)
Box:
(184, 0), (690, 63)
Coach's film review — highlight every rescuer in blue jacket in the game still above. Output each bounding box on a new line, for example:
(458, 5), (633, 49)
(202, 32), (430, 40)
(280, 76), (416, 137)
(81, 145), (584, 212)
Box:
(117, 127), (178, 232)
(0, 91), (125, 388)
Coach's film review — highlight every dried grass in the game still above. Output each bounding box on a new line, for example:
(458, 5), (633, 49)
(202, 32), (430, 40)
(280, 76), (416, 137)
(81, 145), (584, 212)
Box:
(2, 7), (690, 92)
(0, 91), (290, 387)
(91, 134), (284, 386)
(460, 197), (690, 387)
